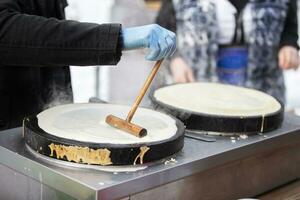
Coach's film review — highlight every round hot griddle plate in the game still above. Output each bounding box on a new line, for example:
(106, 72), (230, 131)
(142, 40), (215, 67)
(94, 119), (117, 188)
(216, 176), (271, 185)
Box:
(23, 104), (185, 166)
(152, 82), (284, 134)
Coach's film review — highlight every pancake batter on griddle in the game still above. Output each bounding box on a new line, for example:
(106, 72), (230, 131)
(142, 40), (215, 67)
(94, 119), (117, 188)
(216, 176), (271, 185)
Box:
(37, 104), (177, 144)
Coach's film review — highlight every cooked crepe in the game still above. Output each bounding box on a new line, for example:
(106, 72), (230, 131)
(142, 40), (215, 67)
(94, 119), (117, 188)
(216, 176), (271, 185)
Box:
(154, 82), (281, 117)
(37, 103), (177, 144)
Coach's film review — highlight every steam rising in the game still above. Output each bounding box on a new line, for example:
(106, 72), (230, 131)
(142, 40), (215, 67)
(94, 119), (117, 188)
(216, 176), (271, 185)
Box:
(43, 84), (73, 109)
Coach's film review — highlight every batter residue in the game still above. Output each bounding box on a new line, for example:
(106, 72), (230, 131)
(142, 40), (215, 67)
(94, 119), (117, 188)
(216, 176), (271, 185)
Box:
(260, 115), (265, 133)
(134, 146), (150, 165)
(48, 143), (112, 165)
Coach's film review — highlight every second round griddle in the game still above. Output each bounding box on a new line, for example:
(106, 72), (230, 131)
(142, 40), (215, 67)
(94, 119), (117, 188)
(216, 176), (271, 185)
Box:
(153, 82), (284, 134)
(23, 103), (185, 166)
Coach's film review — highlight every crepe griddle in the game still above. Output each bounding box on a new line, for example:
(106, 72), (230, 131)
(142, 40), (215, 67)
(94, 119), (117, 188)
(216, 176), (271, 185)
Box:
(152, 82), (284, 134)
(23, 104), (184, 166)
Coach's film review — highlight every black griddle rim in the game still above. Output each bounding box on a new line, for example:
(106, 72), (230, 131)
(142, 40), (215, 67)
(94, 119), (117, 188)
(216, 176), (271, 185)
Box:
(151, 85), (284, 133)
(23, 114), (185, 165)
(23, 115), (184, 149)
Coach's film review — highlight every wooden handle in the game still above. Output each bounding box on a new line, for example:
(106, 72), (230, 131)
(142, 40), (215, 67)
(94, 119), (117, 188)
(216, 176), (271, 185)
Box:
(126, 59), (164, 122)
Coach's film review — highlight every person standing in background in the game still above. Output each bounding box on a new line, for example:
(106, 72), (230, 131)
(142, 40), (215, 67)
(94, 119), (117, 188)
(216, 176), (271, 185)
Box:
(157, 0), (299, 103)
(0, 0), (176, 130)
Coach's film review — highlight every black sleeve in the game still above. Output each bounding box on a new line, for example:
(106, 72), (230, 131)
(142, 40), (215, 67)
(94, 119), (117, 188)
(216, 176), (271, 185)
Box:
(280, 0), (299, 49)
(156, 0), (177, 33)
(0, 0), (122, 67)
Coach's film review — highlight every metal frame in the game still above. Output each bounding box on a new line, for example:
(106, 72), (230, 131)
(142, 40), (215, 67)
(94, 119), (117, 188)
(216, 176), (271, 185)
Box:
(1, 113), (300, 199)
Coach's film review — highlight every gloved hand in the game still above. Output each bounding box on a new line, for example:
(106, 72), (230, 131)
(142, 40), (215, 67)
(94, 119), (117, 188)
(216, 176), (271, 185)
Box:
(122, 24), (176, 61)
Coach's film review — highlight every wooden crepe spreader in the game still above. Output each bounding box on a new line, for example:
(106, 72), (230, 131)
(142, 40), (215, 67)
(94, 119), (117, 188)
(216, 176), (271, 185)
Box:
(106, 59), (164, 138)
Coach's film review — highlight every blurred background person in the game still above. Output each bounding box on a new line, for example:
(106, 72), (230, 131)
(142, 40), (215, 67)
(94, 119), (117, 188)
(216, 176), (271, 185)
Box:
(156, 0), (299, 103)
(57, 0), (300, 111)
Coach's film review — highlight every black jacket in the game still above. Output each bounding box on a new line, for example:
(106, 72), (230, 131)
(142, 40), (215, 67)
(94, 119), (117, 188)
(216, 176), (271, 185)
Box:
(0, 0), (122, 130)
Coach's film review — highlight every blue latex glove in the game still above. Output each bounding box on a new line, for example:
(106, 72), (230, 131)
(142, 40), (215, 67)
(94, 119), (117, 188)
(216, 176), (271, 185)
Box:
(122, 24), (176, 61)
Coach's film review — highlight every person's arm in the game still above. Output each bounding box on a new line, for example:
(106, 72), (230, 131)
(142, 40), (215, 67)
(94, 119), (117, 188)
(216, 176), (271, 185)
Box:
(278, 0), (299, 70)
(156, 0), (177, 33)
(280, 0), (298, 49)
(156, 0), (195, 83)
(0, 0), (123, 67)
